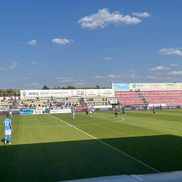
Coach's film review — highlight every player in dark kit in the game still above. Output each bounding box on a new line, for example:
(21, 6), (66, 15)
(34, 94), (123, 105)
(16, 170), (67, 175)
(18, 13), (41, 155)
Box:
(85, 107), (88, 115)
(114, 107), (118, 117)
(122, 106), (125, 115)
(121, 106), (126, 120)
(152, 105), (156, 115)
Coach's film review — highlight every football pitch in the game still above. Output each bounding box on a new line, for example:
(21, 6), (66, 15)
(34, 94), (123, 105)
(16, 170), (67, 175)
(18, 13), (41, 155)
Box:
(0, 110), (182, 182)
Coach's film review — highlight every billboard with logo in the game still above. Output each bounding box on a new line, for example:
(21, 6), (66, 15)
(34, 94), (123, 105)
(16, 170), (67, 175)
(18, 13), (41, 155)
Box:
(112, 83), (130, 90)
(112, 83), (182, 90)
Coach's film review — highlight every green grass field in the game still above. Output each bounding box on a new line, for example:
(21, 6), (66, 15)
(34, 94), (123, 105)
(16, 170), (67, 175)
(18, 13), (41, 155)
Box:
(0, 110), (182, 182)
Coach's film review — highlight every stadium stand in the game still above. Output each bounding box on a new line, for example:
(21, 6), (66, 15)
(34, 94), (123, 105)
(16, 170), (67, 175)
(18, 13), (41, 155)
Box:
(113, 83), (182, 107)
(141, 90), (182, 106)
(114, 89), (182, 107)
(2, 84), (182, 113)
(85, 97), (110, 106)
(115, 91), (143, 105)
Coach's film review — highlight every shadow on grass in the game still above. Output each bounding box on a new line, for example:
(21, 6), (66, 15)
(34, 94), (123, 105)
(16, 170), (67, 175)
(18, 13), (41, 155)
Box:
(0, 135), (182, 182)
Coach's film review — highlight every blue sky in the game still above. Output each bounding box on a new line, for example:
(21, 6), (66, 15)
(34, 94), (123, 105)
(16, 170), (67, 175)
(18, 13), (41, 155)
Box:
(0, 0), (182, 89)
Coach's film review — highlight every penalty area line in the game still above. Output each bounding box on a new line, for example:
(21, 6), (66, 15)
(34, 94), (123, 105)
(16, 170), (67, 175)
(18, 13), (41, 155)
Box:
(50, 114), (160, 173)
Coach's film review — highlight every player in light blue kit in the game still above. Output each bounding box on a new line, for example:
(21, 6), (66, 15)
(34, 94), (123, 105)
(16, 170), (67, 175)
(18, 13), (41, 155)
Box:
(3, 113), (13, 144)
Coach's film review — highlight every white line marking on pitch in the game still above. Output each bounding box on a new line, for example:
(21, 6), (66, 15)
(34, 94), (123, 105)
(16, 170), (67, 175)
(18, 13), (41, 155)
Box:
(50, 114), (160, 173)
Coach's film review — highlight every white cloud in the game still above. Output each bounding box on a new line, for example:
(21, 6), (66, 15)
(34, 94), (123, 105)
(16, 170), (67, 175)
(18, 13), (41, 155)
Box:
(104, 57), (113, 61)
(0, 62), (20, 71)
(73, 82), (87, 86)
(166, 77), (171, 80)
(78, 8), (143, 29)
(171, 63), (177, 67)
(56, 76), (74, 83)
(167, 71), (182, 76)
(150, 66), (169, 72)
(130, 72), (138, 78)
(132, 12), (150, 18)
(52, 38), (72, 45)
(95, 74), (115, 79)
(8, 62), (19, 69)
(27, 82), (42, 88)
(27, 39), (37, 46)
(107, 74), (119, 79)
(95, 75), (104, 79)
(159, 48), (182, 56)
(20, 77), (30, 80)
(56, 76), (85, 86)
(95, 72), (141, 80)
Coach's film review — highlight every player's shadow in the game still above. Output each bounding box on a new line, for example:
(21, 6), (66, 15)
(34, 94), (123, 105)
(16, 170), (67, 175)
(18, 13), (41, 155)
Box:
(0, 134), (182, 182)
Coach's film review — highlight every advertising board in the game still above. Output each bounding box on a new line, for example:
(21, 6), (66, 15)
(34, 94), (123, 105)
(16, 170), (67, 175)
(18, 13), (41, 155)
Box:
(20, 108), (34, 114)
(112, 83), (130, 90)
(50, 109), (71, 114)
(112, 83), (182, 90)
(20, 89), (114, 99)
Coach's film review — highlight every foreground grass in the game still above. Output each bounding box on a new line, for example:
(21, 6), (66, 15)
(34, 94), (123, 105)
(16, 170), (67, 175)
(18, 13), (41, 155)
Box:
(0, 110), (182, 182)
